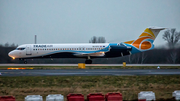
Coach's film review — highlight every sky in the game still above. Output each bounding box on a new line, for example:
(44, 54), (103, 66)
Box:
(0, 0), (180, 47)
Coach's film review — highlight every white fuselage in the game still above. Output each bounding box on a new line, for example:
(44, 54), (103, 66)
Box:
(8, 43), (110, 59)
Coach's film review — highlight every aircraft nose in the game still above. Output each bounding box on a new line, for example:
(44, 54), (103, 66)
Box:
(8, 51), (16, 59)
(8, 51), (13, 57)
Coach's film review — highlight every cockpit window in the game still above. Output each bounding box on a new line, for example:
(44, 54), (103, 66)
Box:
(16, 48), (25, 50)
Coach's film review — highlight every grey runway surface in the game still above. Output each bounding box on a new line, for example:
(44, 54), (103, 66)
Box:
(0, 64), (180, 66)
(1, 69), (180, 76)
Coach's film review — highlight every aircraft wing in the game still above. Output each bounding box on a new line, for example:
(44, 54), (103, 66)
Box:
(74, 52), (105, 57)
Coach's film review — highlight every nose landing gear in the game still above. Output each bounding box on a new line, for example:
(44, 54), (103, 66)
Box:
(24, 61), (27, 64)
(19, 58), (27, 64)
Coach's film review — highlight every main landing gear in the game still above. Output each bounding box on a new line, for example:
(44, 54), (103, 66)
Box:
(85, 59), (92, 64)
(85, 56), (92, 64)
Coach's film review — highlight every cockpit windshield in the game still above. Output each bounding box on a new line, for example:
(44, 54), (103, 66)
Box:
(16, 47), (25, 50)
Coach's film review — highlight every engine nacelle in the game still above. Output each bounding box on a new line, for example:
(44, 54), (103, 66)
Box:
(110, 43), (132, 51)
(105, 43), (132, 57)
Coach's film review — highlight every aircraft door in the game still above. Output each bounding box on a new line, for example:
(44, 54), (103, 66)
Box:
(26, 45), (32, 55)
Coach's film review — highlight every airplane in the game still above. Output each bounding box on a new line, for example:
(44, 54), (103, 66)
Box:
(8, 27), (165, 64)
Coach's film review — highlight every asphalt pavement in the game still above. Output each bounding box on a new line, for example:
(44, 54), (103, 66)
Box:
(0, 64), (180, 66)
(1, 69), (180, 76)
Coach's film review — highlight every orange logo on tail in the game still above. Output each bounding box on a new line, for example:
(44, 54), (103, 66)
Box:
(124, 28), (155, 50)
(132, 36), (153, 50)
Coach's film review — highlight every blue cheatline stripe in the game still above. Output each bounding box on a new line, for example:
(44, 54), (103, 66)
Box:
(109, 43), (118, 45)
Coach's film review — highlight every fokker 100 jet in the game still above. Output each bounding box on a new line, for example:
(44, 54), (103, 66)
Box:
(8, 27), (165, 64)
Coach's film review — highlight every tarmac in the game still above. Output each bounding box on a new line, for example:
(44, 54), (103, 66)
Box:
(0, 64), (180, 66)
(1, 69), (180, 76)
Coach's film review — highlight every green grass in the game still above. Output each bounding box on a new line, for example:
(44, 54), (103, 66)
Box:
(0, 66), (180, 69)
(0, 75), (180, 101)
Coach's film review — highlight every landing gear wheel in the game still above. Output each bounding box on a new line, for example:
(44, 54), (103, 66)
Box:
(85, 60), (92, 64)
(24, 61), (27, 64)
